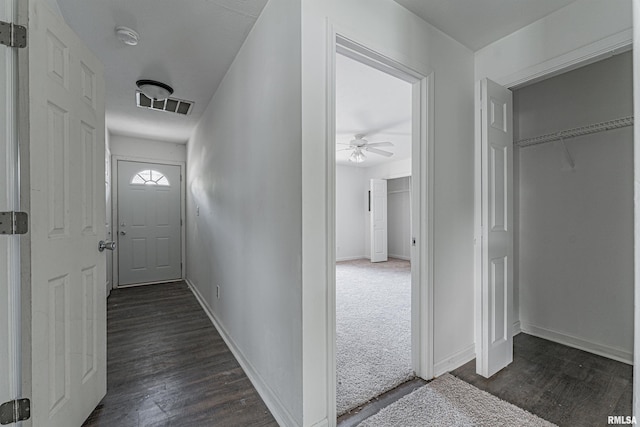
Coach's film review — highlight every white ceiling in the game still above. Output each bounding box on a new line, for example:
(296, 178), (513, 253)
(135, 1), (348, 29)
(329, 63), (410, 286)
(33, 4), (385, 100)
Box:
(54, 0), (582, 148)
(56, 0), (268, 143)
(336, 54), (412, 168)
(394, 0), (579, 51)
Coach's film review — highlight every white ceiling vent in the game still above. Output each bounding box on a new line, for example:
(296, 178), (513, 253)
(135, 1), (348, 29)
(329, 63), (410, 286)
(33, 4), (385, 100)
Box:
(136, 92), (193, 115)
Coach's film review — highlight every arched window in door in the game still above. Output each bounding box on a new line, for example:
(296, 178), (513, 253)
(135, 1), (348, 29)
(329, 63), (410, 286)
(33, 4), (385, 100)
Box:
(130, 169), (170, 186)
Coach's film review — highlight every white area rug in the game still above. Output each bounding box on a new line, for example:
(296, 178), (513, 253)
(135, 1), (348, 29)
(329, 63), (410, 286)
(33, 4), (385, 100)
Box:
(336, 258), (413, 415)
(358, 374), (557, 427)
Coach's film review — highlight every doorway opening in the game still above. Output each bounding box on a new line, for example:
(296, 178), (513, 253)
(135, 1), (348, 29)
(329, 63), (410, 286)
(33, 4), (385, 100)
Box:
(334, 52), (413, 415)
(469, 50), (634, 424)
(330, 34), (434, 420)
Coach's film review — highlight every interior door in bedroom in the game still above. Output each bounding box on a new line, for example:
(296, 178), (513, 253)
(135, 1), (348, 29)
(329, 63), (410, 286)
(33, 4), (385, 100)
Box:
(370, 178), (388, 262)
(117, 161), (182, 286)
(27, 0), (107, 425)
(476, 77), (514, 378)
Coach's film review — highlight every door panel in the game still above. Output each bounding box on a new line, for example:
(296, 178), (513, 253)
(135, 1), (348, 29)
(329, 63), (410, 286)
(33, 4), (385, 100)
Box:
(117, 161), (181, 285)
(476, 78), (514, 378)
(28, 1), (107, 425)
(370, 178), (388, 262)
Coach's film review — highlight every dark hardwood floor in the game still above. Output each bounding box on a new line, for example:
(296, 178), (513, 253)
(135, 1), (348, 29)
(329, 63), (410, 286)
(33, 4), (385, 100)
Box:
(452, 333), (632, 427)
(82, 282), (277, 427)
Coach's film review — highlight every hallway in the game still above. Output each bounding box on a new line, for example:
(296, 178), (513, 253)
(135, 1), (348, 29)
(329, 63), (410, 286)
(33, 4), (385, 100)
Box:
(82, 282), (277, 426)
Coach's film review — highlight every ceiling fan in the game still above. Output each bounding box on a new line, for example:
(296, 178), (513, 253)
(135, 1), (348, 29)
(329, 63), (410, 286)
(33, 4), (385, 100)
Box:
(337, 134), (394, 163)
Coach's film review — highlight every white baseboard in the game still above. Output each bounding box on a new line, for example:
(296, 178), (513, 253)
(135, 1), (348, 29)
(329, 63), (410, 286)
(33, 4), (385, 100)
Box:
(336, 255), (366, 262)
(388, 254), (411, 261)
(185, 279), (300, 427)
(433, 343), (476, 377)
(513, 320), (521, 336)
(336, 255), (411, 262)
(520, 322), (633, 365)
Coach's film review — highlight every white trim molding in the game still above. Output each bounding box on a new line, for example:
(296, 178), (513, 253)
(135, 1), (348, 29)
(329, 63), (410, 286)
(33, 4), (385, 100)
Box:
(322, 26), (436, 425)
(500, 29), (632, 89)
(433, 344), (476, 377)
(521, 322), (633, 365)
(512, 320), (522, 336)
(111, 155), (186, 289)
(335, 255), (367, 262)
(186, 279), (300, 427)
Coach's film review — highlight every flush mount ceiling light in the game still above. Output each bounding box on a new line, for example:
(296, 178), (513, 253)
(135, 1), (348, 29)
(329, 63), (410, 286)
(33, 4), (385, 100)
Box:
(136, 80), (174, 101)
(115, 26), (139, 46)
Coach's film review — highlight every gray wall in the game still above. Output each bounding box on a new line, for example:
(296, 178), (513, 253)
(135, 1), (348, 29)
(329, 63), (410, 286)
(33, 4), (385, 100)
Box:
(514, 51), (634, 362)
(185, 0), (302, 423)
(335, 165), (366, 261)
(110, 134), (186, 163)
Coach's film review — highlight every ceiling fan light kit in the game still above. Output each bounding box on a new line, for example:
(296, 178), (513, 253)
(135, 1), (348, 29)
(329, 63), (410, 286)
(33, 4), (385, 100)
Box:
(349, 148), (366, 163)
(341, 134), (394, 164)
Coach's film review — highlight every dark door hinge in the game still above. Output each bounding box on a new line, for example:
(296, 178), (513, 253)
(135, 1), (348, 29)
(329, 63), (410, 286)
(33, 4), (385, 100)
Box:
(0, 212), (28, 235)
(0, 398), (30, 424)
(0, 21), (27, 48)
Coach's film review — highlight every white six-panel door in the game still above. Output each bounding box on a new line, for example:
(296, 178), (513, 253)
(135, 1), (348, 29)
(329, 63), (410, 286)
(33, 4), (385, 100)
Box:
(476, 78), (514, 378)
(28, 0), (107, 425)
(370, 178), (388, 263)
(0, 0), (19, 416)
(117, 161), (182, 286)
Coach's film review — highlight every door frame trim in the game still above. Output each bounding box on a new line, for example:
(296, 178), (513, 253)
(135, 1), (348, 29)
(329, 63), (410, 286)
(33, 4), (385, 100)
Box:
(111, 156), (186, 289)
(326, 27), (435, 421)
(2, 0), (22, 406)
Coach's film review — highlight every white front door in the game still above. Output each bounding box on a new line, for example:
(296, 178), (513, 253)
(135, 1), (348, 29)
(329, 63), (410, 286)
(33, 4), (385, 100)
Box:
(370, 178), (388, 262)
(27, 0), (107, 425)
(117, 161), (182, 286)
(0, 0), (20, 420)
(476, 78), (514, 378)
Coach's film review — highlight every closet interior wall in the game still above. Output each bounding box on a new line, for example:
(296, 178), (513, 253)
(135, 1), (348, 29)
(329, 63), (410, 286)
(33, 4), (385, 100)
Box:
(387, 176), (411, 260)
(513, 51), (634, 363)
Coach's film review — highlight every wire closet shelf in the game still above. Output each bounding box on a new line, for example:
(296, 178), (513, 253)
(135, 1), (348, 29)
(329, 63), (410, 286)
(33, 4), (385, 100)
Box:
(515, 116), (634, 148)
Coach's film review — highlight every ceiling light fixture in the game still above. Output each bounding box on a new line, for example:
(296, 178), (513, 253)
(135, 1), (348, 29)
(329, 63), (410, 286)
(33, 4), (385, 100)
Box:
(136, 80), (174, 101)
(115, 26), (139, 46)
(348, 147), (366, 163)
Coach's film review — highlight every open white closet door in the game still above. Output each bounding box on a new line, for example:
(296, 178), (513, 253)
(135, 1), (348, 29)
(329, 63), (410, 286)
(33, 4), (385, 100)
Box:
(476, 78), (514, 378)
(27, 0), (107, 425)
(370, 178), (388, 262)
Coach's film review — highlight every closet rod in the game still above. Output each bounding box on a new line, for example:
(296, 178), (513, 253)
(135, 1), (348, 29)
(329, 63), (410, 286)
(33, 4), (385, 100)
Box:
(515, 116), (634, 148)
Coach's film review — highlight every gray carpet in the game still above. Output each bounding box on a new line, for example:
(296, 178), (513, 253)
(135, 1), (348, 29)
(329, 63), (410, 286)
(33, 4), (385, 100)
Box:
(358, 374), (557, 427)
(336, 258), (413, 416)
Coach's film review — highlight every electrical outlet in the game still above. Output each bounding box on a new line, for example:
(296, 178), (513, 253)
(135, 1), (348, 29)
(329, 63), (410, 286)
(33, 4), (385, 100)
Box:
(196, 206), (200, 216)
(216, 285), (220, 299)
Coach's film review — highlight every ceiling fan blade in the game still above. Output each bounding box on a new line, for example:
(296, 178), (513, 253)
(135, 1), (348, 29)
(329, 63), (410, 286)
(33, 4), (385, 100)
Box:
(336, 148), (352, 152)
(337, 142), (354, 146)
(365, 147), (393, 157)
(365, 141), (394, 147)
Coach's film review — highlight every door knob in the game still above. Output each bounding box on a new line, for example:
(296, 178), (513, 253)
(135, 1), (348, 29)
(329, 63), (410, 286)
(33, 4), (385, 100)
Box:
(98, 240), (116, 252)
(120, 231), (126, 235)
